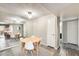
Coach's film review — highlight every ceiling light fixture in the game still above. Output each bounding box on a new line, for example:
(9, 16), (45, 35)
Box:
(28, 11), (32, 14)
(27, 10), (32, 19)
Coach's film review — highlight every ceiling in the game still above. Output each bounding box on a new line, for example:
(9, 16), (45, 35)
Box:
(0, 3), (79, 24)
(41, 3), (79, 19)
(0, 3), (50, 24)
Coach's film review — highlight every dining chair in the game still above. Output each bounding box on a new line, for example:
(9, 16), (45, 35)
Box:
(24, 41), (34, 56)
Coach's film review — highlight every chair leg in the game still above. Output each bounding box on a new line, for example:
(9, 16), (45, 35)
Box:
(22, 49), (26, 56)
(25, 51), (28, 56)
(31, 50), (33, 56)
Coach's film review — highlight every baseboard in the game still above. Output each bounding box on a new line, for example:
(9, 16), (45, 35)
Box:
(40, 42), (60, 50)
(40, 42), (47, 46)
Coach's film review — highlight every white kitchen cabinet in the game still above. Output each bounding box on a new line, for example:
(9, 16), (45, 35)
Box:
(47, 16), (59, 49)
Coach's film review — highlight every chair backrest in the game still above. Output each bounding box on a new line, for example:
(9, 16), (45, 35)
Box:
(25, 41), (34, 50)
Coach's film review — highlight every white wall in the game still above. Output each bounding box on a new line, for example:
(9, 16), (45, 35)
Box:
(23, 20), (33, 37)
(32, 14), (58, 45)
(67, 20), (78, 44)
(63, 18), (79, 45)
(23, 14), (58, 46)
(60, 21), (62, 33)
(32, 15), (49, 45)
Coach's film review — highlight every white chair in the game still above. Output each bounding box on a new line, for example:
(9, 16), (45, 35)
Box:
(24, 41), (34, 56)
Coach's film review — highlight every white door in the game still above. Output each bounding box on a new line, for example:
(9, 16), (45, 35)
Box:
(47, 17), (57, 48)
(67, 20), (78, 44)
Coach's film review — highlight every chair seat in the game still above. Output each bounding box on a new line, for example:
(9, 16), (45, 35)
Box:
(25, 41), (34, 50)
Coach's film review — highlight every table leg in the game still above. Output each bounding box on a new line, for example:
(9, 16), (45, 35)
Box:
(20, 42), (26, 56)
(36, 44), (38, 56)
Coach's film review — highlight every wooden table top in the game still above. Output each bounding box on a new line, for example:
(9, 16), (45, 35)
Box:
(20, 36), (41, 43)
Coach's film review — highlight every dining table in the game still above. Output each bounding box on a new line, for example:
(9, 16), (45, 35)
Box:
(20, 36), (41, 55)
